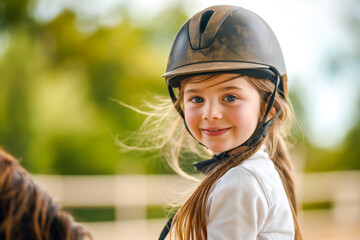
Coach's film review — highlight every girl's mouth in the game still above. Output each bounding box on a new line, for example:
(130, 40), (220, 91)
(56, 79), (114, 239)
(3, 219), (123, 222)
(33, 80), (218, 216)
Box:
(202, 127), (231, 136)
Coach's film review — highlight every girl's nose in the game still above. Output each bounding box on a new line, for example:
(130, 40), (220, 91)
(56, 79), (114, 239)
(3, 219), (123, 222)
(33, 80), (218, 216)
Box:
(202, 104), (223, 120)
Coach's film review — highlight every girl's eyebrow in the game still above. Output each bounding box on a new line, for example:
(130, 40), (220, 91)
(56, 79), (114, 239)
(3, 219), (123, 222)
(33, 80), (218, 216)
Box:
(219, 86), (244, 91)
(184, 88), (201, 94)
(184, 86), (243, 94)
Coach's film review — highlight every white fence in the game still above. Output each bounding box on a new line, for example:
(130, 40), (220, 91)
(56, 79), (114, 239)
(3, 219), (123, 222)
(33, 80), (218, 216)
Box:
(33, 171), (360, 240)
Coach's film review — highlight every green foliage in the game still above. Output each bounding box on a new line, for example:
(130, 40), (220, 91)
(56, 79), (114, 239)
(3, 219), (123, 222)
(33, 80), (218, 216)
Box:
(0, 0), (34, 30)
(0, 1), (190, 175)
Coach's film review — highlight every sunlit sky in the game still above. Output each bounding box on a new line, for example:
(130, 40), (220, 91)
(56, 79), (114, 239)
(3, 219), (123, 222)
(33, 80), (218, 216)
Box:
(31, 0), (360, 149)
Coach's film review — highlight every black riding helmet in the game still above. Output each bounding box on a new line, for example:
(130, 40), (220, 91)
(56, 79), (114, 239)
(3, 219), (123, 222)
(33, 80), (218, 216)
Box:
(163, 5), (287, 97)
(162, 5), (287, 146)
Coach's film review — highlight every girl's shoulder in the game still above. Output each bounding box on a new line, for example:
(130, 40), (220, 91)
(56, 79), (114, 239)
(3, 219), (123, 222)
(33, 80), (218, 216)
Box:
(206, 147), (295, 238)
(211, 148), (286, 208)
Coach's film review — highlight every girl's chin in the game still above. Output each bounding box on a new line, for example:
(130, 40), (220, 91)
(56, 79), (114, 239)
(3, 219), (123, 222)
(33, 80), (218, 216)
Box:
(207, 142), (247, 155)
(209, 146), (231, 155)
(202, 138), (248, 154)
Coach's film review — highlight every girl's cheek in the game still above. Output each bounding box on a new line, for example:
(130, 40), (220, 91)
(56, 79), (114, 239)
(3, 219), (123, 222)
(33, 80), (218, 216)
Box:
(185, 107), (197, 121)
(233, 104), (259, 129)
(184, 106), (201, 130)
(228, 104), (245, 120)
(228, 104), (254, 127)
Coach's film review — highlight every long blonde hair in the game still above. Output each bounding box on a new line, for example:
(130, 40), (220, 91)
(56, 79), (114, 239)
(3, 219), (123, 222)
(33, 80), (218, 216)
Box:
(117, 73), (301, 239)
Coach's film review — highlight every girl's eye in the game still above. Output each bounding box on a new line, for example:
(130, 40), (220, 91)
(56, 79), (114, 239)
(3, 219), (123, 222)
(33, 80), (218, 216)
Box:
(223, 95), (238, 102)
(190, 96), (204, 103)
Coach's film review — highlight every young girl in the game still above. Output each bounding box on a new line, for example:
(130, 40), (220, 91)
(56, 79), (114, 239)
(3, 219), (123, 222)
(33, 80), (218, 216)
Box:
(123, 4), (301, 240)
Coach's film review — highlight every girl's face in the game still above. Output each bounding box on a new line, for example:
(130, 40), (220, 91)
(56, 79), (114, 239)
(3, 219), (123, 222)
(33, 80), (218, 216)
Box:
(183, 74), (261, 154)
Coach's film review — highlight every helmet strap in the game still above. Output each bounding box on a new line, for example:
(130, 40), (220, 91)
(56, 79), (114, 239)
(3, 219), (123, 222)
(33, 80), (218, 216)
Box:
(168, 85), (184, 118)
(241, 74), (281, 147)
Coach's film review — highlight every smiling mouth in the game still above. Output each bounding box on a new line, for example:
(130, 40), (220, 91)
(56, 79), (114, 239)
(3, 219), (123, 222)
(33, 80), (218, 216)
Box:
(201, 127), (231, 136)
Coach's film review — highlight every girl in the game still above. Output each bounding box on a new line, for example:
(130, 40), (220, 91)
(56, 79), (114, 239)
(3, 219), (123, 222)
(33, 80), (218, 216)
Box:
(0, 149), (92, 240)
(122, 4), (301, 240)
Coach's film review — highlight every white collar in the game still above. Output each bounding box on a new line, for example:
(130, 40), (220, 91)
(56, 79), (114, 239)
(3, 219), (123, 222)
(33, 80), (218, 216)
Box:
(248, 144), (270, 161)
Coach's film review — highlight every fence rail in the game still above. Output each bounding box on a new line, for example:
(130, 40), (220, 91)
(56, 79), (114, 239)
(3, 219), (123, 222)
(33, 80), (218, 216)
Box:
(33, 171), (360, 240)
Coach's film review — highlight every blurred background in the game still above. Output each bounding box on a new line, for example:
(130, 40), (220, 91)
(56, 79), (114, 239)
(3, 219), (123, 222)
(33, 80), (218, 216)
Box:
(0, 0), (359, 239)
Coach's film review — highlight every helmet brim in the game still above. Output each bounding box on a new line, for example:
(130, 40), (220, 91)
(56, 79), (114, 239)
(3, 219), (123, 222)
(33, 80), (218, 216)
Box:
(162, 61), (271, 87)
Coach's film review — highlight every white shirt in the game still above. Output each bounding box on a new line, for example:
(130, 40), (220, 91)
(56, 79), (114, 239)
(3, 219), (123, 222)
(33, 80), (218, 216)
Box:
(206, 145), (295, 239)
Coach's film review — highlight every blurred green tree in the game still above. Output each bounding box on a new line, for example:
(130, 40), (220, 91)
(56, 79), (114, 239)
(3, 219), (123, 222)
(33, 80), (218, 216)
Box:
(0, 0), (191, 174)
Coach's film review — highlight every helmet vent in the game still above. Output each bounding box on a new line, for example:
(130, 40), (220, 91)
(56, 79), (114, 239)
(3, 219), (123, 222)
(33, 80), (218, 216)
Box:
(200, 10), (214, 34)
